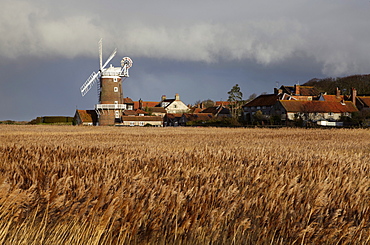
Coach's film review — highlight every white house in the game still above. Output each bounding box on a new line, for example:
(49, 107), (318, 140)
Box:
(159, 94), (190, 114)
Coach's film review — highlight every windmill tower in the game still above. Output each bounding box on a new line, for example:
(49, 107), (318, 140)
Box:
(80, 39), (133, 126)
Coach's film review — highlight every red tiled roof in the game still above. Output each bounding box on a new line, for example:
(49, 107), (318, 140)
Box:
(123, 97), (134, 104)
(299, 87), (320, 96)
(135, 109), (148, 115)
(76, 110), (97, 122)
(123, 110), (136, 116)
(133, 101), (160, 109)
(243, 94), (279, 107)
(215, 101), (231, 106)
(357, 96), (370, 107)
(321, 95), (344, 102)
(280, 100), (358, 113)
(165, 113), (183, 119)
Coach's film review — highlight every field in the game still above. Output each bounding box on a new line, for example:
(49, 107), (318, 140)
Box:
(0, 125), (369, 244)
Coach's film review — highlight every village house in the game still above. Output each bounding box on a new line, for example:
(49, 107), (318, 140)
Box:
(274, 100), (358, 122)
(158, 93), (190, 114)
(164, 113), (183, 126)
(243, 85), (321, 122)
(74, 110), (98, 126)
(123, 97), (134, 110)
(242, 94), (279, 122)
(243, 85), (359, 125)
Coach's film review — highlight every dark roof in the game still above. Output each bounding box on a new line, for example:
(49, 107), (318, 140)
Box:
(148, 107), (167, 113)
(243, 94), (279, 107)
(201, 106), (230, 115)
(280, 100), (358, 113)
(162, 99), (175, 103)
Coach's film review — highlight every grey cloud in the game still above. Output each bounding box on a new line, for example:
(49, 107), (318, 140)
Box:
(1, 0), (370, 77)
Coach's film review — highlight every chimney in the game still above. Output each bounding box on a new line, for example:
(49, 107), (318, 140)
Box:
(175, 93), (180, 100)
(336, 87), (341, 98)
(139, 99), (143, 109)
(294, 84), (300, 95)
(161, 95), (166, 101)
(351, 88), (357, 105)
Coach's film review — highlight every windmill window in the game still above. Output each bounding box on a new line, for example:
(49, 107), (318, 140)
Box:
(114, 87), (118, 92)
(113, 77), (118, 82)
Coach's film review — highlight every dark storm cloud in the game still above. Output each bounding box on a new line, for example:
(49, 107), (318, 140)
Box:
(1, 0), (370, 120)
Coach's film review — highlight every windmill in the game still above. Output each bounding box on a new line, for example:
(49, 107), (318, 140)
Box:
(80, 39), (133, 126)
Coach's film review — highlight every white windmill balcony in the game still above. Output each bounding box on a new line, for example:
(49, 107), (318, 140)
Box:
(101, 66), (123, 77)
(95, 104), (126, 110)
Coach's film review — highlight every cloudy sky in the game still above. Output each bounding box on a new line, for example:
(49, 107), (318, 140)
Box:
(1, 0), (370, 121)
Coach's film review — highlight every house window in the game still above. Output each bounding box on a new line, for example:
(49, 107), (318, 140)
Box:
(114, 87), (118, 92)
(128, 105), (133, 110)
(130, 122), (135, 126)
(139, 121), (144, 126)
(115, 111), (120, 118)
(257, 106), (261, 109)
(328, 112), (334, 116)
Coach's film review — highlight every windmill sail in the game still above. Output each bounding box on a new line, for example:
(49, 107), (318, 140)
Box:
(80, 71), (100, 96)
(80, 44), (117, 96)
(102, 49), (117, 69)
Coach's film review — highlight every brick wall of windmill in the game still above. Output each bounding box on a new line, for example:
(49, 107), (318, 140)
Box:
(98, 77), (124, 126)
